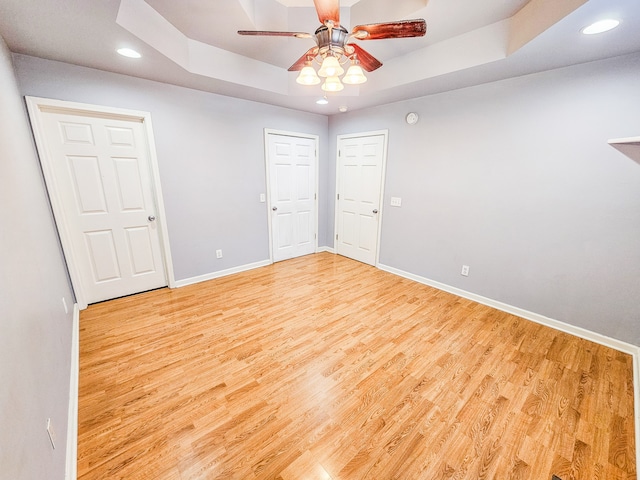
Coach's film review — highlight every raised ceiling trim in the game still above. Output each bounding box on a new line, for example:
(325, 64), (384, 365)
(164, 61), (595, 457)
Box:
(507, 0), (588, 54)
(115, 0), (593, 99)
(117, 0), (287, 93)
(372, 20), (510, 91)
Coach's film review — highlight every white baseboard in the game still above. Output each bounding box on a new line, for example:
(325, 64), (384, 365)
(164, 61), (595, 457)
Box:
(378, 262), (638, 354)
(378, 262), (640, 472)
(65, 303), (80, 480)
(176, 253), (340, 289)
(174, 259), (272, 288)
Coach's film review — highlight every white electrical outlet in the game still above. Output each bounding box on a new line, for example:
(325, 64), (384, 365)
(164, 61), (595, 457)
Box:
(461, 265), (470, 276)
(216, 249), (223, 259)
(46, 418), (56, 449)
(390, 197), (402, 207)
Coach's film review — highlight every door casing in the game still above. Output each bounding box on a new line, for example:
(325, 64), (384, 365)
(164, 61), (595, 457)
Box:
(26, 96), (175, 309)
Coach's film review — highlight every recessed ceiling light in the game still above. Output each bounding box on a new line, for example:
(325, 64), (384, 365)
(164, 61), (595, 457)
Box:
(338, 106), (348, 113)
(117, 47), (142, 58)
(581, 19), (620, 35)
(316, 97), (329, 105)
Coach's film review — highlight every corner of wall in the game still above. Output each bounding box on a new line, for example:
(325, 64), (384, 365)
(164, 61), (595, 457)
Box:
(65, 304), (80, 480)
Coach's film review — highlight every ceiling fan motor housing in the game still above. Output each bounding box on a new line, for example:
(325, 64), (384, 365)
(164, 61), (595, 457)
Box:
(315, 25), (349, 57)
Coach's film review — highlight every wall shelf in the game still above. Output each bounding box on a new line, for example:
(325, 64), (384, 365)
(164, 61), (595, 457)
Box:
(608, 136), (640, 164)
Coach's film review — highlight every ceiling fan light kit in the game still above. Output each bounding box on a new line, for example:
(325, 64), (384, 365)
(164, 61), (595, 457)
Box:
(342, 63), (367, 85)
(296, 65), (321, 85)
(317, 54), (345, 77)
(239, 0), (426, 95)
(322, 75), (344, 92)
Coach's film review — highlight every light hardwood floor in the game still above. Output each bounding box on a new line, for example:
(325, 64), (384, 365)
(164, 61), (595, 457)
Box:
(78, 252), (636, 479)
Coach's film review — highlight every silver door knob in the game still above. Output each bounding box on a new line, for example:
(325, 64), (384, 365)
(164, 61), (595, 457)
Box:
(148, 215), (156, 221)
(373, 209), (378, 214)
(272, 206), (278, 211)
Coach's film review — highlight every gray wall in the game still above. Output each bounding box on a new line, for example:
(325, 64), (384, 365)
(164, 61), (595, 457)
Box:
(12, 54), (330, 281)
(0, 37), (74, 479)
(329, 52), (640, 345)
(12, 52), (640, 348)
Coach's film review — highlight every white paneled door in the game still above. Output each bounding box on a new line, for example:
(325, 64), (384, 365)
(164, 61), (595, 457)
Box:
(28, 99), (169, 306)
(266, 132), (317, 262)
(336, 132), (387, 266)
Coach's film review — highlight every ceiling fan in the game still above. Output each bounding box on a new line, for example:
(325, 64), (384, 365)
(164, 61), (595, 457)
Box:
(238, 0), (426, 92)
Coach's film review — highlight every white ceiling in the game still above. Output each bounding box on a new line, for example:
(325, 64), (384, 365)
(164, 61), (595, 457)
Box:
(0, 0), (639, 115)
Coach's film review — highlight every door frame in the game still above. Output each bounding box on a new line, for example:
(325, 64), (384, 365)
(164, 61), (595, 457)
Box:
(334, 130), (389, 266)
(263, 129), (319, 263)
(26, 96), (175, 309)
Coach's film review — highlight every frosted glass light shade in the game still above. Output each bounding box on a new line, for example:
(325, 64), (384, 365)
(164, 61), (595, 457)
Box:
(296, 66), (320, 85)
(321, 76), (344, 92)
(318, 55), (344, 78)
(342, 64), (367, 85)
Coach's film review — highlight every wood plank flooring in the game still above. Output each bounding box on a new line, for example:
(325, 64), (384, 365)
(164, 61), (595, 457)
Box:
(78, 252), (636, 479)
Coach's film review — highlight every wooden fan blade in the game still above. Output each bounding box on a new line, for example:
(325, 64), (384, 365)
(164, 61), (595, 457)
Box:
(313, 0), (340, 26)
(352, 19), (426, 40)
(238, 30), (312, 39)
(288, 47), (319, 71)
(347, 44), (382, 72)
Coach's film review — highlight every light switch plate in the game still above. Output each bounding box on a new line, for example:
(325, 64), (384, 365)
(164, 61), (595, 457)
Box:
(390, 197), (402, 207)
